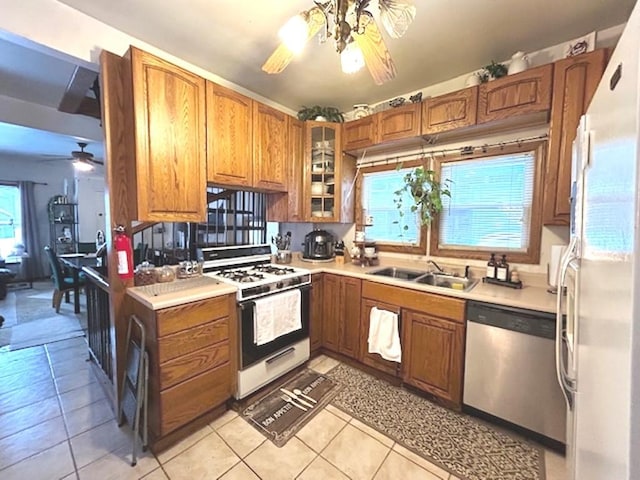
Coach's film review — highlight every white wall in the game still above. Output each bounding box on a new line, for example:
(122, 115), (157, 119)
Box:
(74, 173), (106, 243)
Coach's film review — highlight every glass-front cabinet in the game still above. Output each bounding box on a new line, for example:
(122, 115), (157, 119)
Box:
(304, 121), (355, 223)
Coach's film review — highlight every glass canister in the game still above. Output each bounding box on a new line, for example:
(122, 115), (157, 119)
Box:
(134, 261), (156, 286)
(155, 265), (176, 283)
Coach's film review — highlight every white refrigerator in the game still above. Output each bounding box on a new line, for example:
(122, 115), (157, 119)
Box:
(556, 2), (640, 479)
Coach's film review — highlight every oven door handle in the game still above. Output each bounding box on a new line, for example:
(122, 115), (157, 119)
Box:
(266, 346), (296, 364)
(239, 284), (311, 309)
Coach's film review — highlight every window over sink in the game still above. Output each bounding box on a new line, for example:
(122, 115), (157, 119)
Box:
(356, 160), (427, 254)
(355, 140), (546, 263)
(431, 141), (546, 264)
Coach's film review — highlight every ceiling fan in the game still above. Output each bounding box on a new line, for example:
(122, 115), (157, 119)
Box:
(262, 0), (416, 85)
(40, 142), (103, 170)
(69, 142), (103, 171)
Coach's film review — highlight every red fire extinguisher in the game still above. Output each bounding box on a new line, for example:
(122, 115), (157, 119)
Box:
(114, 225), (134, 279)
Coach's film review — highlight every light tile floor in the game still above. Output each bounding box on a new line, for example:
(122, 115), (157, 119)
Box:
(0, 343), (567, 480)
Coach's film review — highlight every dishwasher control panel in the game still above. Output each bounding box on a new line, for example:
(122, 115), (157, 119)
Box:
(467, 301), (557, 339)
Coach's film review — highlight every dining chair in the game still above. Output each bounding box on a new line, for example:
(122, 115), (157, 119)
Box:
(43, 246), (85, 313)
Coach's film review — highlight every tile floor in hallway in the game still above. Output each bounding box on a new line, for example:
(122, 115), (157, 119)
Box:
(0, 340), (568, 480)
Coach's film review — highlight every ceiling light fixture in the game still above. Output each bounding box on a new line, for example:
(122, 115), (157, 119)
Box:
(73, 158), (94, 172)
(70, 142), (102, 171)
(262, 0), (416, 85)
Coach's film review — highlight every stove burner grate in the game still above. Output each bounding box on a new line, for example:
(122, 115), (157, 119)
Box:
(250, 265), (296, 275)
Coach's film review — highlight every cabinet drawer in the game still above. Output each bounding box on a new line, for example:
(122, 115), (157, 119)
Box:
(158, 317), (229, 363)
(159, 363), (231, 435)
(157, 295), (231, 337)
(160, 342), (229, 389)
(362, 280), (465, 323)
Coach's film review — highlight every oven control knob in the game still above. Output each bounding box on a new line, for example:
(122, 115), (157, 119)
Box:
(276, 281), (284, 289)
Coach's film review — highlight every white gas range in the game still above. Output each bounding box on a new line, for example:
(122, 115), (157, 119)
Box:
(200, 244), (310, 300)
(199, 244), (311, 399)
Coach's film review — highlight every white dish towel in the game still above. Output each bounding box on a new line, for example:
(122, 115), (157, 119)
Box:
(253, 289), (302, 346)
(368, 307), (402, 363)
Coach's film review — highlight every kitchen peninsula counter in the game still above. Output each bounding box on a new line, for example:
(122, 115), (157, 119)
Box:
(127, 276), (236, 310)
(290, 258), (558, 314)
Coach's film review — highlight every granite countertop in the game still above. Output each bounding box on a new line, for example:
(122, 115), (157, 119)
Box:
(289, 258), (559, 314)
(126, 257), (559, 314)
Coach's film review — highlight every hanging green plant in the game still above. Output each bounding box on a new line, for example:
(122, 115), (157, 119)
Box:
(393, 165), (452, 228)
(297, 105), (344, 122)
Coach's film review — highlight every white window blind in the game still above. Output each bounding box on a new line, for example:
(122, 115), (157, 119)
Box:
(362, 168), (420, 245)
(439, 152), (535, 251)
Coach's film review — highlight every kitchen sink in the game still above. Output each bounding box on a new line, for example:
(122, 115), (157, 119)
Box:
(368, 267), (478, 292)
(414, 273), (478, 292)
(368, 267), (428, 281)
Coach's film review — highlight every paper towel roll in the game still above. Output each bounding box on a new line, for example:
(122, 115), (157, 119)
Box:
(548, 244), (567, 288)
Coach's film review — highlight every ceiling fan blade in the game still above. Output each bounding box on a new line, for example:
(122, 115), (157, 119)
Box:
(261, 6), (327, 74)
(261, 44), (296, 75)
(379, 0), (416, 39)
(353, 13), (397, 85)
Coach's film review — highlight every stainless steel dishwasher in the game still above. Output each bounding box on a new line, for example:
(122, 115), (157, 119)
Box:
(463, 301), (566, 446)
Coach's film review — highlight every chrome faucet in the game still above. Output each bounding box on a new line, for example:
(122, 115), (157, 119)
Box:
(427, 260), (445, 273)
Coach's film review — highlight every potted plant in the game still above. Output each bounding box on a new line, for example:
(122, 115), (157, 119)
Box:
(479, 60), (508, 82)
(297, 105), (344, 122)
(393, 165), (452, 228)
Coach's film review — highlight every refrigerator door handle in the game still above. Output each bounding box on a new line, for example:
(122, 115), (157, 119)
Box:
(556, 237), (577, 408)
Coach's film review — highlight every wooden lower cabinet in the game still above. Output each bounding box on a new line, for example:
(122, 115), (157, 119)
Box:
(309, 273), (324, 353)
(132, 294), (236, 442)
(359, 298), (401, 377)
(402, 309), (465, 407)
(357, 280), (465, 407)
(322, 274), (361, 359)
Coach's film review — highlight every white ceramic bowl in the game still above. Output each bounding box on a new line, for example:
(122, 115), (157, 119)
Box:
(314, 140), (332, 149)
(364, 247), (376, 257)
(310, 183), (328, 195)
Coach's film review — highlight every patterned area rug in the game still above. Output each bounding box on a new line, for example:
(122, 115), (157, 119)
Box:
(242, 369), (340, 447)
(327, 364), (544, 480)
(0, 282), (87, 351)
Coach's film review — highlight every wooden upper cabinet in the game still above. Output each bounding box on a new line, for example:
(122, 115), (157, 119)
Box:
(304, 122), (354, 223)
(402, 309), (465, 406)
(477, 64), (553, 124)
(252, 103), (288, 191)
(265, 115), (303, 222)
(422, 86), (478, 135)
(206, 82), (253, 188)
(343, 116), (377, 151)
(544, 49), (607, 225)
(378, 103), (421, 142)
(128, 47), (206, 222)
(287, 117), (305, 221)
